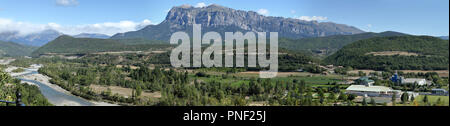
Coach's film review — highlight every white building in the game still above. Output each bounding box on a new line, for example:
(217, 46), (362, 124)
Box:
(401, 78), (427, 86)
(346, 85), (402, 98)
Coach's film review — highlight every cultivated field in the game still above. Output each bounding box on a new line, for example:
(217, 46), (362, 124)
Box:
(89, 85), (161, 98)
(366, 51), (420, 56)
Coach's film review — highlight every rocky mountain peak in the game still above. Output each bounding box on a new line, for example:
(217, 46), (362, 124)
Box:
(112, 4), (365, 41)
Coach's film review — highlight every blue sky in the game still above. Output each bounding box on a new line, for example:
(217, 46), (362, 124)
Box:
(0, 0), (448, 36)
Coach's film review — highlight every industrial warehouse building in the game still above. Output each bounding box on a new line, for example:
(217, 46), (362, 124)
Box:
(346, 85), (402, 98)
(390, 73), (429, 86)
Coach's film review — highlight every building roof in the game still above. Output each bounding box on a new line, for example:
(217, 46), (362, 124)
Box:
(346, 85), (394, 92)
(432, 89), (447, 91)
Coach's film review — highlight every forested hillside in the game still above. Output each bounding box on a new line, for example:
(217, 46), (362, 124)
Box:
(279, 31), (407, 55)
(0, 41), (38, 57)
(32, 35), (173, 57)
(324, 36), (449, 70)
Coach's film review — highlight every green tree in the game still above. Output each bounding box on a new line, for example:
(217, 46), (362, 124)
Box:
(338, 92), (347, 101)
(435, 98), (442, 106)
(401, 92), (409, 104)
(423, 95), (429, 105)
(370, 97), (376, 106)
(362, 97), (367, 106)
(328, 92), (336, 103)
(135, 85), (142, 97)
(391, 92), (397, 106)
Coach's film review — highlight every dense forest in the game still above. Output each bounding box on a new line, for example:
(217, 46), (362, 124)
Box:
(32, 35), (174, 57)
(324, 36), (449, 70)
(279, 31), (407, 56)
(0, 41), (38, 57)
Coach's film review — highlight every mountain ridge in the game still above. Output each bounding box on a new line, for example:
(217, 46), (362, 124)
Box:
(324, 35), (449, 70)
(0, 40), (38, 57)
(0, 29), (63, 47)
(279, 31), (408, 56)
(111, 4), (364, 41)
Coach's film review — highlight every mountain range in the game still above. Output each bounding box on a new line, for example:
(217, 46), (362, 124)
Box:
(0, 29), (112, 47)
(111, 4), (364, 41)
(0, 29), (63, 47)
(2, 4), (364, 47)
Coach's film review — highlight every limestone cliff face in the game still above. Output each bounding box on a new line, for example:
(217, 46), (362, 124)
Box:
(112, 4), (364, 41)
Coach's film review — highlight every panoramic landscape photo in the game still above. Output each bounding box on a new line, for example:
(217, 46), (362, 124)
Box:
(1, 0), (449, 106)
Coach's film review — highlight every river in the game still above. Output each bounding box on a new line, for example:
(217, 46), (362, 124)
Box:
(15, 69), (95, 106)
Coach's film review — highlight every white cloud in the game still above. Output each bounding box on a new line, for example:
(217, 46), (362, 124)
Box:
(0, 18), (154, 36)
(290, 10), (296, 14)
(257, 9), (269, 16)
(296, 16), (328, 21)
(195, 2), (208, 8)
(56, 0), (79, 7)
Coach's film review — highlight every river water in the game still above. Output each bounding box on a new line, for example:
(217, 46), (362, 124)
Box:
(17, 70), (94, 106)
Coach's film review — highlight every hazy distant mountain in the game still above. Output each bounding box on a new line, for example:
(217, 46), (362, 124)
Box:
(0, 29), (63, 47)
(111, 4), (364, 41)
(73, 33), (110, 39)
(439, 36), (449, 40)
(0, 40), (38, 57)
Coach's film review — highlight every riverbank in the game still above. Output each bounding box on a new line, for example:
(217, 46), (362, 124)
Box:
(19, 71), (119, 106)
(5, 63), (119, 106)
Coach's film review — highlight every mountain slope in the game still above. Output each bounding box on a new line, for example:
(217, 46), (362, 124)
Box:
(0, 29), (63, 47)
(111, 4), (364, 41)
(32, 36), (174, 56)
(279, 31), (408, 55)
(0, 40), (38, 57)
(32, 35), (126, 56)
(324, 36), (449, 70)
